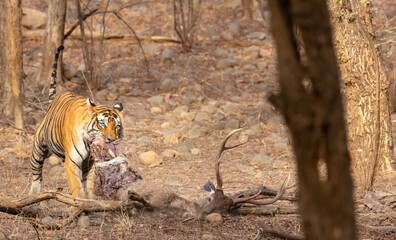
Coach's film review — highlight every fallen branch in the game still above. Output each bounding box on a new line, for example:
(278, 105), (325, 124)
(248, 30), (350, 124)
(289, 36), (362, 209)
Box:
(0, 190), (151, 229)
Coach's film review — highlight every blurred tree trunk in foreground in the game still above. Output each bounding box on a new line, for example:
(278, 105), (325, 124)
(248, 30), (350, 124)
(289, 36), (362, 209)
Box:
(329, 0), (395, 192)
(36, 0), (67, 95)
(268, 0), (356, 239)
(0, 0), (24, 129)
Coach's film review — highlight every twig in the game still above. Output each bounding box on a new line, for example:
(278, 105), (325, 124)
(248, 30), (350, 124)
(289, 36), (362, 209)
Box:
(31, 209), (84, 230)
(112, 12), (150, 79)
(358, 224), (396, 231)
(64, 8), (98, 40)
(260, 224), (303, 240)
(0, 119), (35, 134)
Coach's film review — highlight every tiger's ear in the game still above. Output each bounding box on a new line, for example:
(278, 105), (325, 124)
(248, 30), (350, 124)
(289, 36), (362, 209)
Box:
(113, 103), (123, 114)
(87, 98), (96, 116)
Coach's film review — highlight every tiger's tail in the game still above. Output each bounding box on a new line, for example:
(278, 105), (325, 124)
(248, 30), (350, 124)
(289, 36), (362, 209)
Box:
(48, 45), (64, 104)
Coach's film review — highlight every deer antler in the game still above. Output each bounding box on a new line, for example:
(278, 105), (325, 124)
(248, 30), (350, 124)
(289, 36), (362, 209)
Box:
(200, 129), (291, 216)
(215, 128), (246, 190)
(233, 174), (290, 205)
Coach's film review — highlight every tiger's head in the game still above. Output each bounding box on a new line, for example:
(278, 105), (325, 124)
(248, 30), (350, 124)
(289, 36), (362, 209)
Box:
(86, 98), (124, 144)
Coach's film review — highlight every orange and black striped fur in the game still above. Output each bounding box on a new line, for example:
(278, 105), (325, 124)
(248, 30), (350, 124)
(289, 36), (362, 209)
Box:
(29, 46), (124, 199)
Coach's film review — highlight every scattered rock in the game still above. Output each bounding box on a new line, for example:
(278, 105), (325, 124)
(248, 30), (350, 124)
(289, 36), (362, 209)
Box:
(63, 63), (78, 80)
(142, 44), (161, 56)
(119, 78), (132, 84)
(242, 64), (257, 71)
(201, 234), (215, 240)
(77, 215), (90, 229)
(194, 112), (211, 122)
(214, 48), (230, 58)
(205, 213), (223, 225)
(244, 45), (260, 54)
(225, 119), (240, 130)
(274, 138), (289, 149)
(190, 148), (200, 155)
(221, 31), (233, 41)
(147, 95), (164, 107)
(220, 102), (239, 115)
(150, 107), (163, 114)
(181, 93), (198, 105)
(160, 78), (178, 92)
(178, 161), (191, 170)
(243, 46), (260, 59)
(22, 8), (47, 29)
(247, 31), (266, 40)
(95, 89), (109, 102)
(257, 61), (268, 70)
(187, 125), (206, 139)
(213, 121), (225, 130)
(137, 136), (151, 147)
(259, 48), (271, 57)
(161, 48), (175, 62)
(174, 105), (189, 114)
(41, 216), (55, 225)
(164, 132), (183, 144)
(48, 155), (61, 166)
(201, 105), (217, 114)
(179, 111), (196, 121)
(214, 112), (226, 121)
(217, 58), (238, 69)
(161, 149), (179, 158)
(139, 151), (163, 166)
(228, 21), (240, 33)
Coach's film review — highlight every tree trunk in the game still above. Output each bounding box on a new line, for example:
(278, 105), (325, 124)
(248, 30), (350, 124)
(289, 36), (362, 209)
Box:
(328, 0), (395, 191)
(36, 0), (67, 96)
(268, 0), (356, 239)
(0, 0), (24, 129)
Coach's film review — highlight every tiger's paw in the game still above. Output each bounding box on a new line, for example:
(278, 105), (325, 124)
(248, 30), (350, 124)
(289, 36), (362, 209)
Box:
(29, 180), (42, 195)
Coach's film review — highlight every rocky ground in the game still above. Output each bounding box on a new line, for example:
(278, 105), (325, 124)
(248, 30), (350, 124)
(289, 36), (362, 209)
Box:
(0, 0), (395, 239)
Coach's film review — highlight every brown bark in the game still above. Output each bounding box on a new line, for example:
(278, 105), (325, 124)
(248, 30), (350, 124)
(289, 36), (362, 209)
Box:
(268, 0), (356, 239)
(329, 0), (395, 192)
(36, 0), (66, 95)
(0, 0), (24, 129)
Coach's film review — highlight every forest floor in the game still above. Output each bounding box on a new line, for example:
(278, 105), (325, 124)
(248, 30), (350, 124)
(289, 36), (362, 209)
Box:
(0, 0), (395, 239)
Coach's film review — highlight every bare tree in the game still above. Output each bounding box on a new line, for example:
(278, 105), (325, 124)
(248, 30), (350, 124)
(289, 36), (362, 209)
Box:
(268, 0), (356, 239)
(173, 0), (202, 52)
(36, 0), (67, 95)
(329, 0), (395, 191)
(0, 0), (24, 129)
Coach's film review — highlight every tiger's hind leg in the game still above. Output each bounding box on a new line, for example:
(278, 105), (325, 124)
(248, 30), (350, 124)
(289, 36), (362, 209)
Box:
(29, 137), (50, 195)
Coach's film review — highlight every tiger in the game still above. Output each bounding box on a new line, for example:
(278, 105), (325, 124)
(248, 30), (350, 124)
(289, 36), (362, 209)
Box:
(29, 46), (124, 199)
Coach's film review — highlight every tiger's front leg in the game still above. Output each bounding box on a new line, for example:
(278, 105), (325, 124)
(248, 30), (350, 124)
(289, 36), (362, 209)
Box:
(65, 155), (85, 198)
(84, 156), (96, 199)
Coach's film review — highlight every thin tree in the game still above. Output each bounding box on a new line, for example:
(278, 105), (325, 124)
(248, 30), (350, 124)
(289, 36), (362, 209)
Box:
(0, 0), (24, 129)
(268, 0), (356, 239)
(36, 0), (67, 95)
